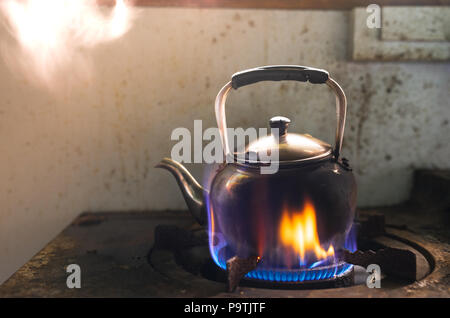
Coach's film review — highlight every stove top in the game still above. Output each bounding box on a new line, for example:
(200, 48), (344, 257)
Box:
(0, 170), (449, 298)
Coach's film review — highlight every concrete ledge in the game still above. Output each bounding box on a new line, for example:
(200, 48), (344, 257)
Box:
(351, 7), (450, 61)
(382, 7), (450, 41)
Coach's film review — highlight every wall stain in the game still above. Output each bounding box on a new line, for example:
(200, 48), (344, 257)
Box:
(300, 25), (308, 35)
(356, 73), (375, 174)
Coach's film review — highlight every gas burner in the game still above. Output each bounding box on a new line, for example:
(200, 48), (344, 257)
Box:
(148, 208), (438, 293)
(243, 262), (353, 283)
(221, 259), (355, 290)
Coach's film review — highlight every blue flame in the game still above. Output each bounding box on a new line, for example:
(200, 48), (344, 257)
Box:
(245, 262), (352, 282)
(210, 244), (353, 283)
(345, 224), (358, 252)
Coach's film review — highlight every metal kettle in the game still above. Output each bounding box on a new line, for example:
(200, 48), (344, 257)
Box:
(157, 65), (356, 268)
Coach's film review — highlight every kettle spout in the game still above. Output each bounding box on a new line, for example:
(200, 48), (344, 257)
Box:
(155, 158), (207, 226)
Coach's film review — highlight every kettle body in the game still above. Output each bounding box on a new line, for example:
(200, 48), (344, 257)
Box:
(208, 159), (356, 268)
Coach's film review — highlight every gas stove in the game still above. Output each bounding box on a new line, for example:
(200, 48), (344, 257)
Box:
(0, 170), (448, 298)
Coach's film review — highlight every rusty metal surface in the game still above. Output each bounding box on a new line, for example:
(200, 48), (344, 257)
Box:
(226, 256), (259, 292)
(0, 211), (215, 297)
(0, 207), (449, 297)
(338, 248), (416, 281)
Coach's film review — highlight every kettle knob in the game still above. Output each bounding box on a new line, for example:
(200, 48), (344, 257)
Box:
(270, 116), (290, 141)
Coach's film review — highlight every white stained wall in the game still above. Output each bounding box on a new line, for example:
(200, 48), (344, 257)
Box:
(0, 8), (449, 284)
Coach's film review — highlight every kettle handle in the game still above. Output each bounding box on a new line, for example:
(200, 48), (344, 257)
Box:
(215, 65), (347, 161)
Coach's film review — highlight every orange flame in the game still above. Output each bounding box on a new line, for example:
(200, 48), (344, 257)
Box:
(279, 199), (334, 266)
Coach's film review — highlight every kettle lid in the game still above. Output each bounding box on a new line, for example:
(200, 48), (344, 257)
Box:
(242, 116), (332, 165)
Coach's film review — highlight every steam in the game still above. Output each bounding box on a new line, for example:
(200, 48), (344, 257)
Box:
(0, 0), (134, 89)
